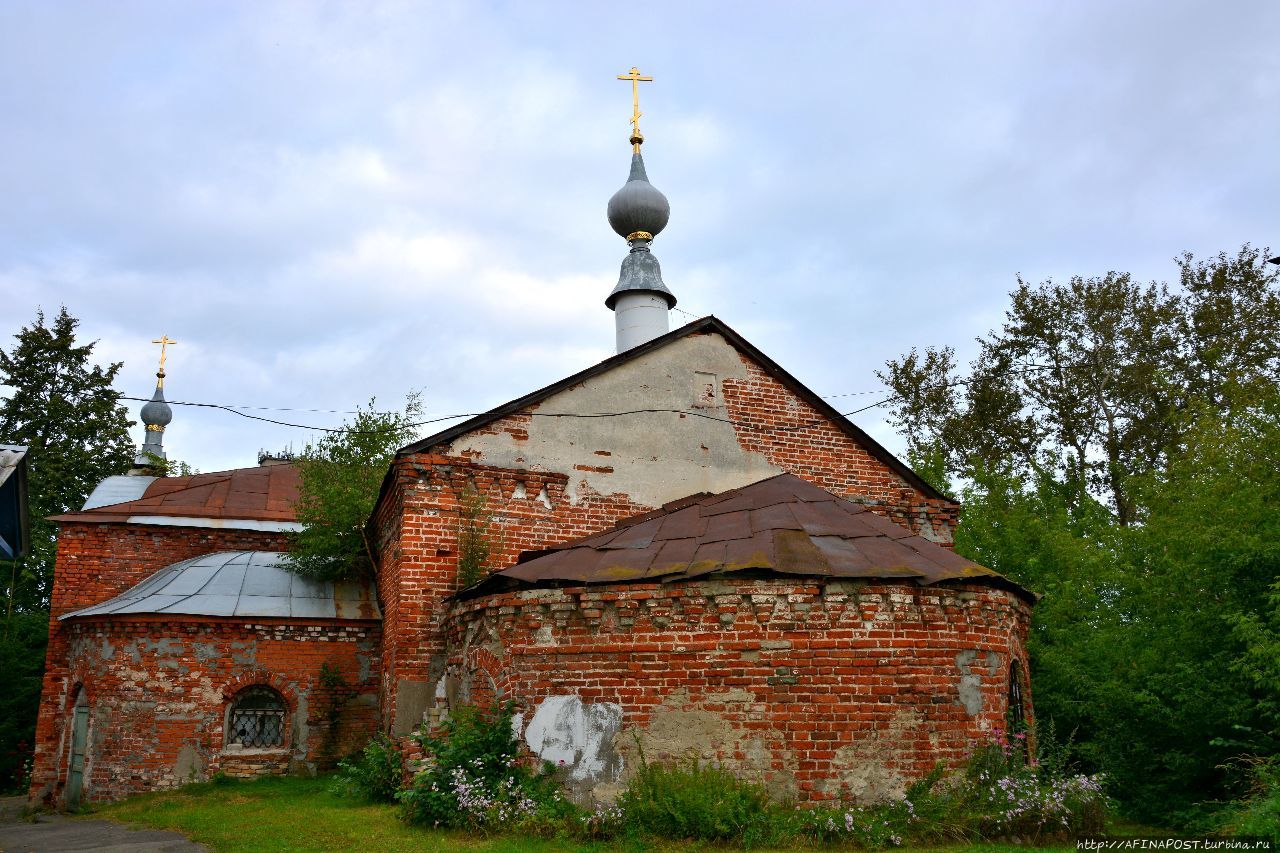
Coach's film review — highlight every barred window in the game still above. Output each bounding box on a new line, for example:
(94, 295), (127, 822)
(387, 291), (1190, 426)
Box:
(227, 686), (286, 749)
(1007, 660), (1027, 732)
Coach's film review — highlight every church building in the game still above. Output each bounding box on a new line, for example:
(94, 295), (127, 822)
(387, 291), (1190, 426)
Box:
(29, 78), (1033, 808)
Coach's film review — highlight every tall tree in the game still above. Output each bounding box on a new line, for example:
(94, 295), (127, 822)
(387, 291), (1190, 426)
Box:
(881, 247), (1280, 827)
(286, 395), (422, 582)
(0, 307), (135, 610)
(877, 245), (1278, 525)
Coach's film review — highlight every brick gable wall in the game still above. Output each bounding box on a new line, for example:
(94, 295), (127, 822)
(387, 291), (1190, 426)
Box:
(373, 332), (970, 742)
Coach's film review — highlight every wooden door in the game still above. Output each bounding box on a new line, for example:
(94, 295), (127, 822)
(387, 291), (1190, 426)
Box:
(66, 694), (89, 808)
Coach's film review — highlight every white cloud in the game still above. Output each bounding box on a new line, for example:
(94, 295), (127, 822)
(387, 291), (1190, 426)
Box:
(0, 0), (1276, 474)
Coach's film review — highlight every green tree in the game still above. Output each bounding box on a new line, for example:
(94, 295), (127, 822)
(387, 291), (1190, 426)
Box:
(881, 248), (1280, 828)
(0, 306), (134, 792)
(877, 245), (1278, 525)
(0, 307), (135, 610)
(0, 611), (48, 792)
(285, 395), (422, 582)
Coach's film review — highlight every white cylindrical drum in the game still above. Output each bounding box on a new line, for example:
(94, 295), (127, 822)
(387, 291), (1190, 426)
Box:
(614, 292), (670, 353)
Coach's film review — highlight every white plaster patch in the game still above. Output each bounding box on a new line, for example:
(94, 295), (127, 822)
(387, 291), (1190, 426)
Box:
(525, 695), (623, 782)
(445, 334), (782, 507)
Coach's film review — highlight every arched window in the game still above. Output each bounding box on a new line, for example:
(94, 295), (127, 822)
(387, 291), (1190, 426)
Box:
(227, 686), (286, 749)
(1006, 660), (1027, 733)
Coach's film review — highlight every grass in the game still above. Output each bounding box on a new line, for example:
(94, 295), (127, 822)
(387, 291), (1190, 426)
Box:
(89, 774), (1084, 853)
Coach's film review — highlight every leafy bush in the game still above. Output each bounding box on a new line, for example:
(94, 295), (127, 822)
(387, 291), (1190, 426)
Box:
(804, 797), (923, 848)
(397, 703), (568, 832)
(615, 760), (779, 843)
(1221, 755), (1280, 843)
(953, 728), (1108, 841)
(331, 733), (404, 803)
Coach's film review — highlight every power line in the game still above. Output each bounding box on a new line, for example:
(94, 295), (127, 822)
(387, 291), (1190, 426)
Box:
(120, 393), (904, 436)
(120, 317), (1278, 436)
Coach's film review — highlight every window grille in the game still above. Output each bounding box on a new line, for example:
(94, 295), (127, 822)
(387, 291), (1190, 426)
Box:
(228, 686), (286, 748)
(1006, 660), (1028, 759)
(1007, 660), (1026, 731)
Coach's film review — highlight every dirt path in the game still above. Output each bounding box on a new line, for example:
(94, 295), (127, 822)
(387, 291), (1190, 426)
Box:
(0, 795), (209, 852)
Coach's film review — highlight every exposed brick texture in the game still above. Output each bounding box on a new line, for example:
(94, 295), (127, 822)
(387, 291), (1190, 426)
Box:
(32, 328), (1029, 808)
(720, 351), (960, 541)
(28, 522), (379, 806)
(371, 333), (970, 741)
(443, 579), (1033, 803)
(39, 617), (380, 804)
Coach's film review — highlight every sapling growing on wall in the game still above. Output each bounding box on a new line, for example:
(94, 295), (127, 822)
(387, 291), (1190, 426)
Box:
(286, 394), (422, 582)
(456, 482), (498, 589)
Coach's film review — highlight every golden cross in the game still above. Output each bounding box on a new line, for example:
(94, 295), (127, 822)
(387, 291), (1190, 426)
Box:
(151, 335), (177, 385)
(617, 66), (653, 149)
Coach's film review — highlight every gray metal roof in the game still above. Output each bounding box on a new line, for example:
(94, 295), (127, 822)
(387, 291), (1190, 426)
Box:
(83, 475), (156, 510)
(0, 445), (27, 489)
(62, 551), (380, 621)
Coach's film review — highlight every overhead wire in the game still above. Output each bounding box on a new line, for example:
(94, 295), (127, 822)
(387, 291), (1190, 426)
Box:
(119, 316), (1278, 436)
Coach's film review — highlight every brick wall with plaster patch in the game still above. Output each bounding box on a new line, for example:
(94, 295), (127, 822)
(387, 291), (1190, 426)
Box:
(30, 521), (293, 803)
(35, 616), (380, 804)
(441, 579), (1032, 805)
(373, 331), (964, 738)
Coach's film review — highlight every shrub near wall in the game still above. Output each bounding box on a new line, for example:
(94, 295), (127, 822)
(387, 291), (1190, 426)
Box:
(338, 706), (1110, 847)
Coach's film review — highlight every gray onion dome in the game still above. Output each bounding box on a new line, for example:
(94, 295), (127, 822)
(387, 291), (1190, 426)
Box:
(607, 151), (670, 240)
(140, 379), (172, 429)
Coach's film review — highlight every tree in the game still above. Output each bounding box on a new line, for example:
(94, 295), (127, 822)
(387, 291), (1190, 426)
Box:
(879, 248), (1280, 828)
(285, 395), (422, 582)
(0, 306), (134, 792)
(877, 245), (1278, 525)
(0, 307), (135, 610)
(0, 611), (47, 792)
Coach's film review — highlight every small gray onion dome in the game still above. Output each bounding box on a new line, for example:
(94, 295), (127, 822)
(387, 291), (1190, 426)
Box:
(607, 151), (670, 240)
(140, 378), (172, 429)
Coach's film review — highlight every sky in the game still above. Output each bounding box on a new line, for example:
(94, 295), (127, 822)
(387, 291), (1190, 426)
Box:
(1, 0), (1277, 474)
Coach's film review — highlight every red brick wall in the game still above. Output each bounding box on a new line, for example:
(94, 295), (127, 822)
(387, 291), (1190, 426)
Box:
(720, 351), (959, 540)
(373, 339), (963, 736)
(373, 456), (652, 734)
(442, 578), (1033, 804)
(30, 521), (289, 803)
(39, 616), (380, 804)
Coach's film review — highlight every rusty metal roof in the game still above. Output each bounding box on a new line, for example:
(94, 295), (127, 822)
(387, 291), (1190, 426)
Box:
(51, 464), (301, 525)
(62, 551), (380, 621)
(469, 473), (1032, 602)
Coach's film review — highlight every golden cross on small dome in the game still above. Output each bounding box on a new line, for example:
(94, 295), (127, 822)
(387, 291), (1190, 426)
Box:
(616, 66), (653, 150)
(151, 335), (177, 386)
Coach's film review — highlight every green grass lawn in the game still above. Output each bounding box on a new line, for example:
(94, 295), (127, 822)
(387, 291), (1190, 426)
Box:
(89, 775), (1079, 853)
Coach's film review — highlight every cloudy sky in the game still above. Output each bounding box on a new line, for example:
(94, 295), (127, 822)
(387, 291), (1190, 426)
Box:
(2, 1), (1276, 474)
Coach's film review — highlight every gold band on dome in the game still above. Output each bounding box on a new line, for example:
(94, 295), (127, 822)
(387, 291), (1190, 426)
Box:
(626, 231), (653, 242)
(145, 424), (165, 432)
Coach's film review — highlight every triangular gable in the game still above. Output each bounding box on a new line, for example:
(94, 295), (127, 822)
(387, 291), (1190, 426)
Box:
(398, 315), (948, 502)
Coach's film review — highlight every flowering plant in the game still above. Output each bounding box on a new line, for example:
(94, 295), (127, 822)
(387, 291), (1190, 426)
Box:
(956, 728), (1108, 840)
(396, 702), (567, 832)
